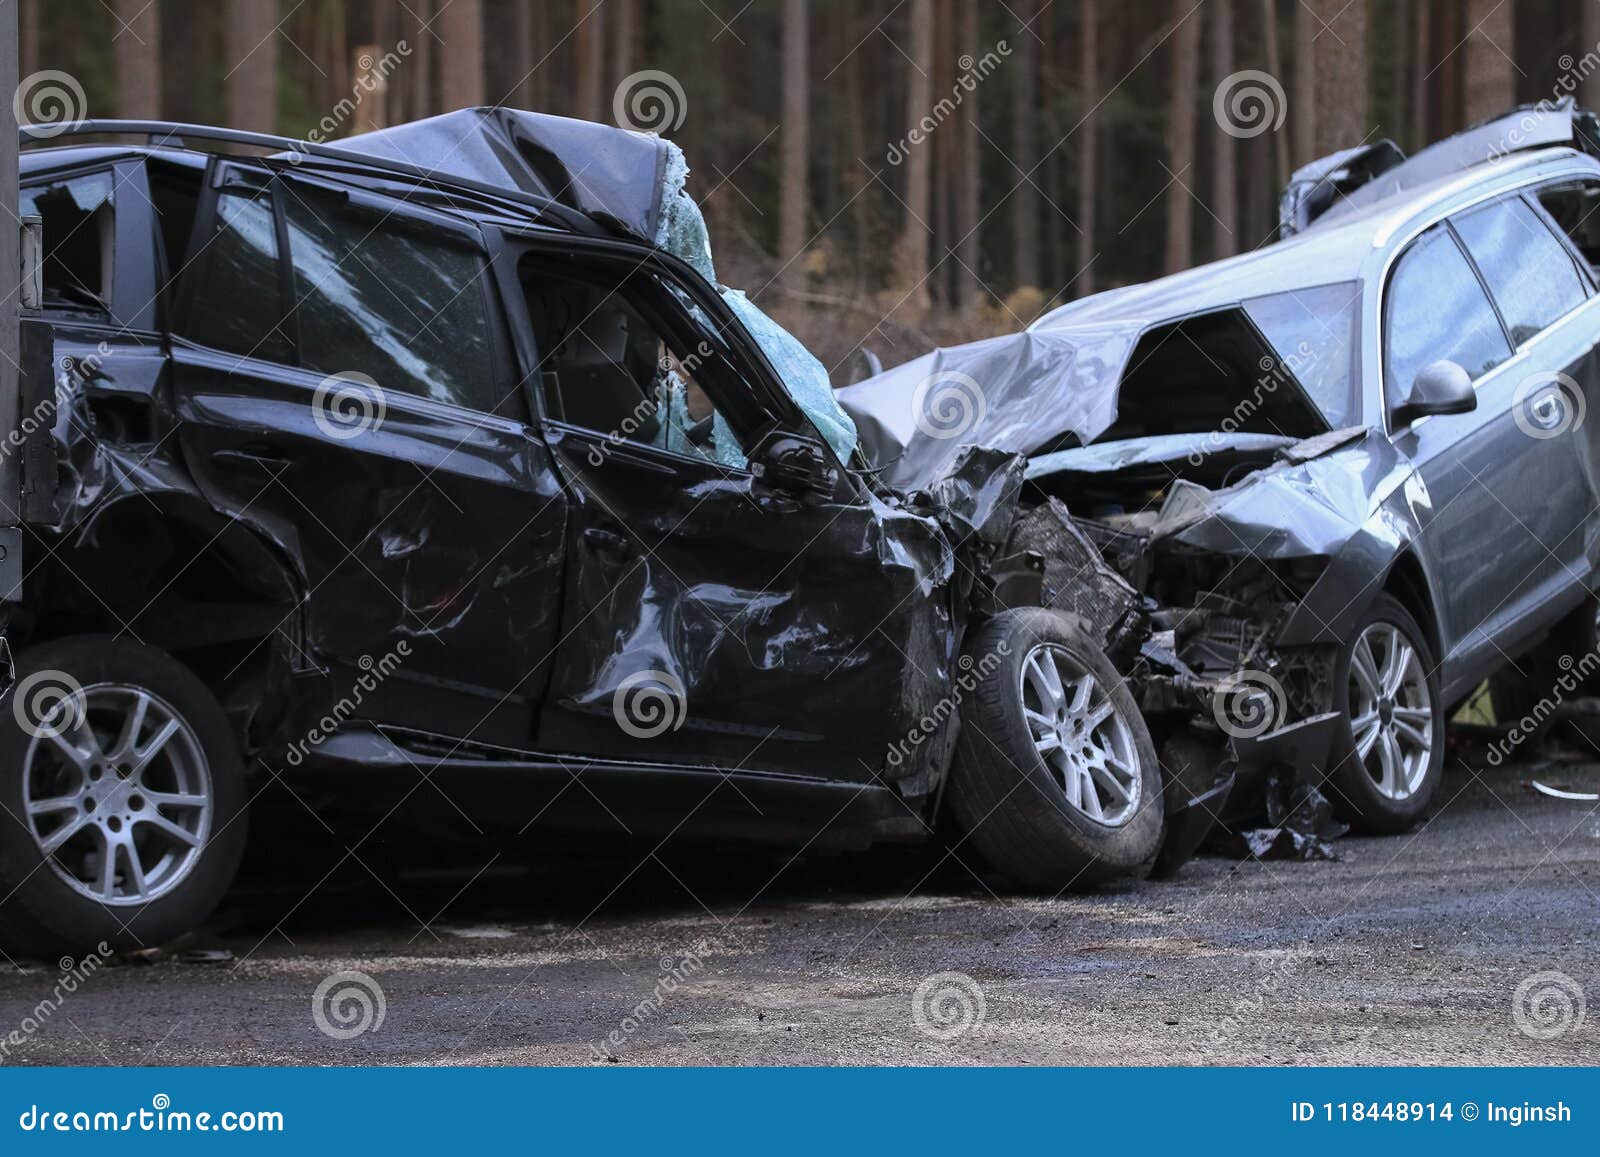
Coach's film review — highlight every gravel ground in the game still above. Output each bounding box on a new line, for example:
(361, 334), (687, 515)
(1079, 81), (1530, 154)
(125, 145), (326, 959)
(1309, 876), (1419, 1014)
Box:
(1, 752), (1597, 1066)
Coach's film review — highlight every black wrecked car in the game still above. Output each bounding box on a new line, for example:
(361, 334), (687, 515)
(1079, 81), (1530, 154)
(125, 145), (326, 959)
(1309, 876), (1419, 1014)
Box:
(1, 110), (1248, 954)
(843, 100), (1600, 846)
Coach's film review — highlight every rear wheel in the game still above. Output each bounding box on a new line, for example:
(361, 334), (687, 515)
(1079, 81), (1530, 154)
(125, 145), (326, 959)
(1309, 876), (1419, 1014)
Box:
(1488, 594), (1599, 732)
(1327, 595), (1444, 833)
(0, 635), (248, 956)
(947, 608), (1163, 889)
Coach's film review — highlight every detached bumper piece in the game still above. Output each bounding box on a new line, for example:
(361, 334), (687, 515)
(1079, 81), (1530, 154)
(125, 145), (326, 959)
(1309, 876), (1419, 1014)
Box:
(1149, 711), (1342, 878)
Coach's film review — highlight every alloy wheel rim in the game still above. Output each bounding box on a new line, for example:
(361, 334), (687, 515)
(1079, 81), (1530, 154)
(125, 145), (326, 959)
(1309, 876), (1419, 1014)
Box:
(1348, 623), (1433, 801)
(22, 684), (212, 906)
(1019, 643), (1141, 826)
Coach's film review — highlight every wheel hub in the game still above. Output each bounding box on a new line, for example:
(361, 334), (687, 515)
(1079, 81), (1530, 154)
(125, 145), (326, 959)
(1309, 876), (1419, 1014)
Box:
(1019, 643), (1142, 828)
(21, 683), (213, 906)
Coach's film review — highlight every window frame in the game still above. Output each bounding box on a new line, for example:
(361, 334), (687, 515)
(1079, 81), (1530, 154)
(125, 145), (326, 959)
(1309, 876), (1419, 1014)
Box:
(1447, 193), (1591, 350)
(1379, 221), (1515, 433)
(494, 230), (823, 473)
(171, 160), (525, 424)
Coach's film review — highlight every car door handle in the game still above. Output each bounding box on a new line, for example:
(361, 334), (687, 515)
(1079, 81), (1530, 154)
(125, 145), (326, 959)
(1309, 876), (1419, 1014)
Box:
(211, 446), (292, 473)
(1530, 388), (1564, 429)
(582, 527), (632, 554)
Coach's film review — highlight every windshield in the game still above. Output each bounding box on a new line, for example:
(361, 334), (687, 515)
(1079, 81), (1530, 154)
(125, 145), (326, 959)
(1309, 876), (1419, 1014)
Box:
(1242, 281), (1361, 427)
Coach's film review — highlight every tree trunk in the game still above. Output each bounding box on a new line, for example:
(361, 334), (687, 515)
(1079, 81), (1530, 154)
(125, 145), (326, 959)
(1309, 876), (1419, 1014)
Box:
(1210, 0), (1237, 259)
(439, 0), (484, 109)
(1411, 0), (1430, 147)
(1463, 0), (1514, 123)
(115, 0), (161, 120)
(21, 0), (38, 79)
(779, 0), (810, 278)
(955, 0), (980, 309)
(1260, 0), (1288, 184)
(1292, 0), (1315, 165)
(1164, 0), (1201, 273)
(1311, 0), (1366, 153)
(409, 0), (434, 120)
(1077, 0), (1098, 297)
(1586, 1), (1600, 113)
(612, 0), (639, 92)
(225, 0), (275, 133)
(894, 0), (935, 305)
(575, 3), (605, 121)
(1011, 0), (1040, 289)
(506, 0), (534, 108)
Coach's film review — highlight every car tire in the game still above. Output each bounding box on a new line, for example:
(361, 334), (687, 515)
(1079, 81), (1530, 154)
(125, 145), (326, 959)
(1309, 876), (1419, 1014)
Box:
(946, 608), (1164, 890)
(0, 634), (248, 957)
(1326, 594), (1444, 834)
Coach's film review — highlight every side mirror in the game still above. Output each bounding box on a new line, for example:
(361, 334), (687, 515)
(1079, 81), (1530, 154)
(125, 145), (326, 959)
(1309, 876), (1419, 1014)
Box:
(19, 214), (43, 310)
(751, 431), (839, 501)
(1392, 359), (1475, 428)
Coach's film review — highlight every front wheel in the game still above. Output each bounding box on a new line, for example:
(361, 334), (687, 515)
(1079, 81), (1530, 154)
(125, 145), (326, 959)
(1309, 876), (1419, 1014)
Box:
(947, 608), (1164, 889)
(0, 635), (249, 956)
(1326, 595), (1444, 833)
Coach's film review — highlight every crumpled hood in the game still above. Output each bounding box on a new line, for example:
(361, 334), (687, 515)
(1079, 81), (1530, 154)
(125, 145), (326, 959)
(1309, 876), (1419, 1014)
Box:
(347, 107), (671, 238)
(836, 325), (1141, 488)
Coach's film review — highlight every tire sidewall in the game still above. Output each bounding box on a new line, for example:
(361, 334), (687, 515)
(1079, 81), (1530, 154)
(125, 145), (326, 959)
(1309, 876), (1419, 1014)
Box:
(954, 608), (1164, 876)
(1328, 596), (1444, 831)
(0, 635), (248, 954)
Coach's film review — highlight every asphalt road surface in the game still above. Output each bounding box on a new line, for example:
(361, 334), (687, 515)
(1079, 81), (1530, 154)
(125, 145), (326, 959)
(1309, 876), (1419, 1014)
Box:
(2, 749), (1597, 1066)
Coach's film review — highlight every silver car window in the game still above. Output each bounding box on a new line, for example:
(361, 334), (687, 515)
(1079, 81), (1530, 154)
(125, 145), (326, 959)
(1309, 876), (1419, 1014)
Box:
(1383, 226), (1511, 400)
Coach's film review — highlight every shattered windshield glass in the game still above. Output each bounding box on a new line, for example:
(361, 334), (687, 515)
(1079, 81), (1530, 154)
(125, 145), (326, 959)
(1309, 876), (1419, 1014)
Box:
(1242, 282), (1361, 428)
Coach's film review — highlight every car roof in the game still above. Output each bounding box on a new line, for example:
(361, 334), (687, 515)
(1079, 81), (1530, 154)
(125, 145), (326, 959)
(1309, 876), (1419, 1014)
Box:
(1035, 145), (1597, 333)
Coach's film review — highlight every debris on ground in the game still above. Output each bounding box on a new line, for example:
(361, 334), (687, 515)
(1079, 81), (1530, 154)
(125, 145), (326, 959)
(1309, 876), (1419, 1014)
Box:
(1529, 779), (1600, 802)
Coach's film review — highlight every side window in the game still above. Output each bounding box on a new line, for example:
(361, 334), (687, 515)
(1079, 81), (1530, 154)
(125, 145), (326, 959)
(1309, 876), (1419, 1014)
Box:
(19, 170), (113, 312)
(519, 254), (746, 467)
(1535, 179), (1600, 277)
(182, 189), (294, 364)
(1452, 198), (1587, 344)
(280, 182), (502, 414)
(1384, 226), (1512, 402)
